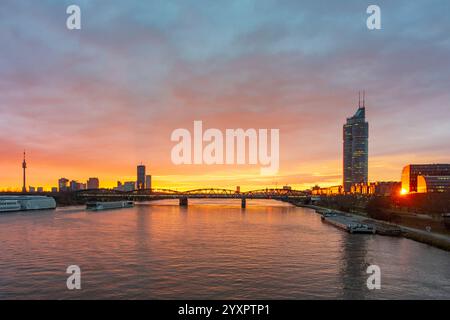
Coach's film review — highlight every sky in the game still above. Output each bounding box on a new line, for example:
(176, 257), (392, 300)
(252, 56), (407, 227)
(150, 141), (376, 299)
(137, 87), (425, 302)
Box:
(1, 0), (450, 191)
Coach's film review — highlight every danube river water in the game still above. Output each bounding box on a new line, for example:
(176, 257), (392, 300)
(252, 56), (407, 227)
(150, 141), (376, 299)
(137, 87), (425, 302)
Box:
(0, 199), (449, 299)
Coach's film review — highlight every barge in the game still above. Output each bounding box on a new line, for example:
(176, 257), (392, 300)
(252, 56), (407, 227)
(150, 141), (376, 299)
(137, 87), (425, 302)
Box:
(321, 213), (376, 234)
(86, 201), (134, 211)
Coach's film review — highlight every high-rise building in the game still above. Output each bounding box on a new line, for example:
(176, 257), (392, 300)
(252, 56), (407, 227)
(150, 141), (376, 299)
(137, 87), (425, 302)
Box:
(343, 92), (369, 192)
(401, 164), (450, 193)
(87, 177), (100, 190)
(58, 178), (69, 192)
(145, 175), (152, 190)
(137, 164), (146, 190)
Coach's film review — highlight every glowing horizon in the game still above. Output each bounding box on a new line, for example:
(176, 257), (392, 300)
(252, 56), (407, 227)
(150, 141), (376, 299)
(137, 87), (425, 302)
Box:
(1, 1), (450, 191)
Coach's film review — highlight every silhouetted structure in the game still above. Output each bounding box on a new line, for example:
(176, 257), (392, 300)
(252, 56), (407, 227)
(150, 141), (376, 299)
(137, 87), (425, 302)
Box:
(22, 151), (27, 193)
(145, 175), (152, 190)
(58, 178), (69, 192)
(137, 164), (146, 190)
(87, 177), (100, 189)
(343, 92), (369, 192)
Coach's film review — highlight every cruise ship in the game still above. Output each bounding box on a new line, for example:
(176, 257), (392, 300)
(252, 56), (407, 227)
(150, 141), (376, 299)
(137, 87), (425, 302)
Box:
(0, 196), (57, 213)
(86, 201), (134, 211)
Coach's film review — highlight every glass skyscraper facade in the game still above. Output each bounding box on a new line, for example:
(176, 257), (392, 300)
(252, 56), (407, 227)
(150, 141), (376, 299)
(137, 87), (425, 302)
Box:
(343, 96), (369, 192)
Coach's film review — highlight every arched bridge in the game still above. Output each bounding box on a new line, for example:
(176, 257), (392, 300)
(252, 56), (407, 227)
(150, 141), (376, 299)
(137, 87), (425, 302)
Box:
(75, 188), (309, 207)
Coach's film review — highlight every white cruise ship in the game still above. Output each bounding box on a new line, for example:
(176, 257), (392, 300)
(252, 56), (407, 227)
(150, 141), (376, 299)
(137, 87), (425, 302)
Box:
(0, 196), (56, 213)
(86, 201), (134, 211)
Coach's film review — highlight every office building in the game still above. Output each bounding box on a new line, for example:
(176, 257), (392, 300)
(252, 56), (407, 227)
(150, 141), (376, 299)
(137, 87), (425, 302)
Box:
(401, 164), (450, 193)
(58, 178), (69, 192)
(145, 175), (152, 190)
(417, 175), (450, 193)
(343, 92), (369, 192)
(87, 177), (100, 190)
(137, 164), (146, 190)
(123, 181), (136, 192)
(70, 180), (82, 191)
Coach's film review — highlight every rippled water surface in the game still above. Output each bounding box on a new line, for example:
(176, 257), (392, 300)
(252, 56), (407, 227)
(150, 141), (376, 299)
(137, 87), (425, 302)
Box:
(0, 199), (449, 299)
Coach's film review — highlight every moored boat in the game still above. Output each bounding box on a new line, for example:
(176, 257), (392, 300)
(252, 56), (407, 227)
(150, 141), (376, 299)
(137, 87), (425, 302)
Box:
(0, 196), (56, 213)
(86, 201), (134, 211)
(321, 213), (376, 234)
(0, 199), (21, 212)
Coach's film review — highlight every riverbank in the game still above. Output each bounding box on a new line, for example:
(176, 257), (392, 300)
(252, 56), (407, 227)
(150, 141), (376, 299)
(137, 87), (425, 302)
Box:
(295, 203), (450, 252)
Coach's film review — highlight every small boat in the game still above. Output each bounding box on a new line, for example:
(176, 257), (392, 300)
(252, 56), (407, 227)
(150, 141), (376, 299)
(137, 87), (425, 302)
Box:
(316, 208), (332, 215)
(86, 201), (134, 211)
(348, 223), (376, 234)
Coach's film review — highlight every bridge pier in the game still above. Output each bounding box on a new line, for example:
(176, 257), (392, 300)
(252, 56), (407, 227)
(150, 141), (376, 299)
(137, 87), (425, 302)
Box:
(241, 197), (246, 209)
(179, 196), (188, 207)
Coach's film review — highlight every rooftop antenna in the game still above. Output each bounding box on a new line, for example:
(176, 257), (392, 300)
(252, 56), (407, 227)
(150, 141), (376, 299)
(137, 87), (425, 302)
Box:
(363, 90), (366, 108)
(358, 91), (361, 108)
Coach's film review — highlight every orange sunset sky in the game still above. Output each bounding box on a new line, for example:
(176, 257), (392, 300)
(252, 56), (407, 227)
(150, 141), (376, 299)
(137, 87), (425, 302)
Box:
(1, 1), (450, 191)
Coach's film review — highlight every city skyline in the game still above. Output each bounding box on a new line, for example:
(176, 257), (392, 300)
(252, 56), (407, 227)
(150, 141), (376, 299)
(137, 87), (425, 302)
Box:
(1, 1), (450, 191)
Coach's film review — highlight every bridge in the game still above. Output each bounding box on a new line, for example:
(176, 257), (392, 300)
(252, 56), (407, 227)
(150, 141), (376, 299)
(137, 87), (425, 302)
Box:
(75, 188), (309, 208)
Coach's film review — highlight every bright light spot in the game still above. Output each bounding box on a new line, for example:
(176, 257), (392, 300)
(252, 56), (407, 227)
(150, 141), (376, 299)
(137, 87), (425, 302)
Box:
(400, 188), (408, 195)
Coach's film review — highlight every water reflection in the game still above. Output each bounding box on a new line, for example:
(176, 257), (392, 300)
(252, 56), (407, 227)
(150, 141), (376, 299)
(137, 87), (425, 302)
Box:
(0, 199), (449, 299)
(339, 234), (371, 299)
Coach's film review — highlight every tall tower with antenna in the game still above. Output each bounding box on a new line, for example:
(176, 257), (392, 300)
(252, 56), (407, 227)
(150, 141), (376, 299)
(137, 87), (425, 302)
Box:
(22, 151), (27, 193)
(343, 92), (369, 192)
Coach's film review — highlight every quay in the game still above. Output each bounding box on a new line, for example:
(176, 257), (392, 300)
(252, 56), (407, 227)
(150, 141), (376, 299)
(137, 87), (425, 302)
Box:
(294, 203), (450, 251)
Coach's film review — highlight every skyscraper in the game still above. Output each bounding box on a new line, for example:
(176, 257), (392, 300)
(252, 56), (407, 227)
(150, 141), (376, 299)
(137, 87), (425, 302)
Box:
(137, 164), (146, 190)
(343, 92), (369, 192)
(145, 175), (152, 190)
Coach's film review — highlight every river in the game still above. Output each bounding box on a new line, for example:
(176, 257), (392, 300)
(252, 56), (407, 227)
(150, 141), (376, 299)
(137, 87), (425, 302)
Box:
(0, 199), (449, 299)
